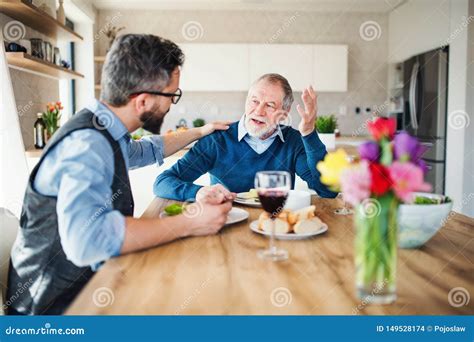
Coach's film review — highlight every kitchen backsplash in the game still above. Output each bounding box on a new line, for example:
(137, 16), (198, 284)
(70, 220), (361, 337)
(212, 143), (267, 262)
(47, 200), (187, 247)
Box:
(95, 9), (389, 136)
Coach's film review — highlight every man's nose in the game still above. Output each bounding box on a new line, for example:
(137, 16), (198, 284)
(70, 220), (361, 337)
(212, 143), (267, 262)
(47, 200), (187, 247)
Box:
(255, 103), (266, 116)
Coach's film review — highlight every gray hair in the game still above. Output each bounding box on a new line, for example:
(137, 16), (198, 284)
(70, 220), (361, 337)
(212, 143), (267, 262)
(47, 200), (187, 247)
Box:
(252, 73), (294, 111)
(100, 34), (185, 106)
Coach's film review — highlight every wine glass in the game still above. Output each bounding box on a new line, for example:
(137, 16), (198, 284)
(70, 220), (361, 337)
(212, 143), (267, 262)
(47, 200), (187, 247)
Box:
(334, 193), (354, 215)
(334, 154), (356, 215)
(255, 171), (291, 261)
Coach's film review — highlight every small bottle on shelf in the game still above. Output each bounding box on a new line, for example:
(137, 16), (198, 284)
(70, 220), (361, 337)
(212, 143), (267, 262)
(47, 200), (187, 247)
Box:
(34, 112), (46, 149)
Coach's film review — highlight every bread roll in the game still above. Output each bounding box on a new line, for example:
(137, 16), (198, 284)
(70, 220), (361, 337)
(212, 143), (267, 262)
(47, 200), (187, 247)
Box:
(259, 217), (291, 234)
(293, 217), (325, 234)
(288, 205), (315, 225)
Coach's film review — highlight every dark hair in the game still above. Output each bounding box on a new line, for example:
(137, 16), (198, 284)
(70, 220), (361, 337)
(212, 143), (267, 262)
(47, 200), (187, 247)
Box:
(253, 73), (294, 111)
(100, 34), (185, 106)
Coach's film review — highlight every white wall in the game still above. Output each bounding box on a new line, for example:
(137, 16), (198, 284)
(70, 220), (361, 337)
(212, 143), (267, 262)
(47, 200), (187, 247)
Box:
(388, 0), (474, 216)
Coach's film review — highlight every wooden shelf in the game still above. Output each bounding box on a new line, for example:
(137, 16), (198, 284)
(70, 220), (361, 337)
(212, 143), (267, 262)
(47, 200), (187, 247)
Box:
(6, 52), (84, 79)
(25, 148), (42, 158)
(0, 0), (83, 42)
(94, 56), (106, 63)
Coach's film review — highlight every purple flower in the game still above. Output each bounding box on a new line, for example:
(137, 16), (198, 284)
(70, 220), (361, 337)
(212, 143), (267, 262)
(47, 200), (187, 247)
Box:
(393, 131), (429, 173)
(358, 141), (380, 162)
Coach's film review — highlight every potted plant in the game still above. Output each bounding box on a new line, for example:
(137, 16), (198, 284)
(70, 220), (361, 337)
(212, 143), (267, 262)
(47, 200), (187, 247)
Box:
(193, 118), (206, 128)
(317, 118), (432, 304)
(42, 101), (63, 140)
(315, 114), (337, 150)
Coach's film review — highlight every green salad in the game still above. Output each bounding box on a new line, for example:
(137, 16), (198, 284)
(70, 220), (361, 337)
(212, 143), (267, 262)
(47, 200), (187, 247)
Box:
(413, 195), (451, 205)
(164, 203), (184, 216)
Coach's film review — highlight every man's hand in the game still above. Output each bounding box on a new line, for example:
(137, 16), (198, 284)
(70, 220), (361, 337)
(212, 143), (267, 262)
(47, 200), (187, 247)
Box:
(196, 184), (236, 204)
(199, 121), (232, 137)
(297, 86), (318, 136)
(184, 184), (235, 236)
(162, 121), (232, 157)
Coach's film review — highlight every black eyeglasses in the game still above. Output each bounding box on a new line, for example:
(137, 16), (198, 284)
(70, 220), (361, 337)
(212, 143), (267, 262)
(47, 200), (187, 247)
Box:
(129, 88), (182, 104)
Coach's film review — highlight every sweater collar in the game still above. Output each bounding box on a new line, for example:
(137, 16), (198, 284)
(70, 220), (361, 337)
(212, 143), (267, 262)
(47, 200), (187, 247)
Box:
(237, 115), (285, 142)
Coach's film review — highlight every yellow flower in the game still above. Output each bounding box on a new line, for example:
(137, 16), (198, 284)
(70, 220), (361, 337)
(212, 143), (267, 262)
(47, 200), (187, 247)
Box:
(316, 149), (351, 192)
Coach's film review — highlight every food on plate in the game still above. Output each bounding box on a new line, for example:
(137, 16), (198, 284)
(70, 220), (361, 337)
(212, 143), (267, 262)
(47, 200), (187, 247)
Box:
(239, 188), (258, 199)
(287, 205), (316, 224)
(413, 195), (451, 205)
(164, 203), (183, 216)
(259, 216), (291, 234)
(294, 217), (326, 234)
(257, 206), (325, 235)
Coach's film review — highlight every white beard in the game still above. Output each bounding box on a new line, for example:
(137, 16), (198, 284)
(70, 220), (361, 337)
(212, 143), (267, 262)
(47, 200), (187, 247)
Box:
(244, 115), (276, 139)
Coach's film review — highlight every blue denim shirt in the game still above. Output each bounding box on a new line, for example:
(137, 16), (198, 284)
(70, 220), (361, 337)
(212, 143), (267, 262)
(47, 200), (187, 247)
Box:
(34, 100), (164, 270)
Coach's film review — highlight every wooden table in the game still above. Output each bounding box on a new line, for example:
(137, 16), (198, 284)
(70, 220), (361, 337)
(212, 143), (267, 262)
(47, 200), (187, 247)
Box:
(67, 197), (474, 315)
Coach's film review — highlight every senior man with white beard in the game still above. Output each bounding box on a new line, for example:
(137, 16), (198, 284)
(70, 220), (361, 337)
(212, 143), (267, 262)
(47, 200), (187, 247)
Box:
(153, 73), (337, 200)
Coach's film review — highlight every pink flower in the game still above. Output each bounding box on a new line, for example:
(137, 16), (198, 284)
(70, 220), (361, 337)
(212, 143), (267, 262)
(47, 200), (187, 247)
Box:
(389, 161), (432, 202)
(340, 160), (371, 206)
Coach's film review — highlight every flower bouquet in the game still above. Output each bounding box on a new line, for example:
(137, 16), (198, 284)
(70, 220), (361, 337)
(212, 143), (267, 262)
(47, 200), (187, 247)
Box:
(317, 117), (431, 303)
(43, 101), (63, 139)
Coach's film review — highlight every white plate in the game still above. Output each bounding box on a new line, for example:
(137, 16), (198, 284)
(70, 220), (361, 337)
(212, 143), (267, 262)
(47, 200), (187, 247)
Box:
(249, 220), (328, 240)
(233, 192), (262, 208)
(160, 207), (249, 226)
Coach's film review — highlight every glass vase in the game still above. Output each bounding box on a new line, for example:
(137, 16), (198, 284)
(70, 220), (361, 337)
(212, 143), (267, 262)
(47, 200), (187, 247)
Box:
(354, 193), (398, 304)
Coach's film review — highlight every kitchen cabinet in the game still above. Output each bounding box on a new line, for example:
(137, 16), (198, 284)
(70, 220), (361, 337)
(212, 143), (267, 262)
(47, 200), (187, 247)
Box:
(178, 43), (348, 92)
(248, 44), (313, 91)
(313, 45), (348, 92)
(179, 43), (250, 91)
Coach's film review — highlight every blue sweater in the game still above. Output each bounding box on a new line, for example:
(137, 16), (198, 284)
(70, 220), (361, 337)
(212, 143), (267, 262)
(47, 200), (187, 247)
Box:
(154, 123), (337, 200)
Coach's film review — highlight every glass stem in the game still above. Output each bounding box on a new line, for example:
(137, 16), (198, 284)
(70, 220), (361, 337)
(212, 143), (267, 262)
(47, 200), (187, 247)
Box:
(270, 217), (276, 253)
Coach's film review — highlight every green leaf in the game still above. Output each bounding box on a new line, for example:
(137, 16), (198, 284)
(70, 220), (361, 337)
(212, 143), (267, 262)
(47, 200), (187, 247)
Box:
(315, 115), (338, 133)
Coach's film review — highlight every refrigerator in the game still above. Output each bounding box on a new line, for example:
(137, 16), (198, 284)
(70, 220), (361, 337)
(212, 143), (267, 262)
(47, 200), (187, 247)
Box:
(402, 47), (449, 194)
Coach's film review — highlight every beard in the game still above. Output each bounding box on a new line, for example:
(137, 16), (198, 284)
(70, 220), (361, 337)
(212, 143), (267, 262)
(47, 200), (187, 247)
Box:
(244, 114), (276, 139)
(140, 107), (169, 134)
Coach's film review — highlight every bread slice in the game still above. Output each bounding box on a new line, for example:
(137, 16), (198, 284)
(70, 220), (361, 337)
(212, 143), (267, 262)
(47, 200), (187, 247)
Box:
(258, 216), (292, 234)
(293, 217), (325, 234)
(288, 205), (316, 225)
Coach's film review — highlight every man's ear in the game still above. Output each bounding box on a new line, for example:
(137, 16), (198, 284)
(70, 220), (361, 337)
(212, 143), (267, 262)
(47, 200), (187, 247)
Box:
(132, 93), (149, 114)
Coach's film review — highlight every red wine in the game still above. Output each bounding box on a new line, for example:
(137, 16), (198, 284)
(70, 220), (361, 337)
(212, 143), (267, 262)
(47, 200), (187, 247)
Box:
(258, 190), (288, 218)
